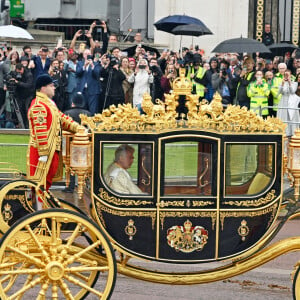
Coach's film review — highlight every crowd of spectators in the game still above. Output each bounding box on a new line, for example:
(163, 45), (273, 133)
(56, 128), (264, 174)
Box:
(0, 22), (299, 135)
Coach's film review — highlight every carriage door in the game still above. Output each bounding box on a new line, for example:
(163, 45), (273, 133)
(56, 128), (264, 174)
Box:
(157, 135), (220, 262)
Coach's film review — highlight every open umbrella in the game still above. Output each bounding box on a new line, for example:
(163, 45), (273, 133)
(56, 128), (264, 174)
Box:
(171, 23), (213, 55)
(171, 23), (212, 36)
(268, 42), (298, 56)
(154, 14), (205, 33)
(212, 37), (271, 54)
(0, 25), (34, 40)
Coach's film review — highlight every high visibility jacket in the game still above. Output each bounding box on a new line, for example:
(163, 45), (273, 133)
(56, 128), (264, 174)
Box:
(186, 66), (206, 97)
(194, 67), (206, 97)
(270, 73), (283, 111)
(247, 81), (270, 116)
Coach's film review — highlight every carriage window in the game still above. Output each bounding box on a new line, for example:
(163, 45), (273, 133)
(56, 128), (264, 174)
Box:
(102, 143), (152, 195)
(225, 144), (274, 195)
(164, 141), (212, 196)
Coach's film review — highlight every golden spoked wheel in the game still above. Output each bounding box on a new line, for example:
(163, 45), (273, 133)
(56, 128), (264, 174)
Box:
(293, 264), (300, 300)
(0, 209), (117, 299)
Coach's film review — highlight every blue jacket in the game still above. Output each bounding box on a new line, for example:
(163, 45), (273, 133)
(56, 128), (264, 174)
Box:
(76, 60), (102, 95)
(64, 60), (78, 93)
(31, 55), (51, 80)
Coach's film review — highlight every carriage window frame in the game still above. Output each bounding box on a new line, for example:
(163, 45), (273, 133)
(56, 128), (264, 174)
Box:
(160, 136), (218, 197)
(100, 141), (154, 197)
(224, 142), (276, 197)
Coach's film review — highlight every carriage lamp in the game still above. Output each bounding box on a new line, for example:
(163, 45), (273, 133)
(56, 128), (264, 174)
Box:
(62, 131), (73, 189)
(70, 126), (92, 200)
(288, 129), (300, 201)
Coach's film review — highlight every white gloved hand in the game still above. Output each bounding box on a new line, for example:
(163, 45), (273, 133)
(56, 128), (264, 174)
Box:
(38, 155), (48, 163)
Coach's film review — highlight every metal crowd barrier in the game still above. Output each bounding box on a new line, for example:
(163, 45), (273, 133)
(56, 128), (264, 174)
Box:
(254, 105), (300, 126)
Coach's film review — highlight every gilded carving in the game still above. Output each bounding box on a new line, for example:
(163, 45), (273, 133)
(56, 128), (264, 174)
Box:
(4, 193), (32, 213)
(159, 200), (185, 208)
(96, 201), (156, 229)
(167, 219), (208, 253)
(238, 219), (250, 241)
(80, 71), (285, 134)
(192, 200), (214, 207)
(267, 202), (278, 228)
(98, 188), (153, 206)
(125, 219), (137, 240)
(220, 203), (278, 230)
(223, 190), (276, 207)
(172, 68), (193, 94)
(160, 211), (216, 230)
(95, 202), (107, 228)
(2, 203), (12, 223)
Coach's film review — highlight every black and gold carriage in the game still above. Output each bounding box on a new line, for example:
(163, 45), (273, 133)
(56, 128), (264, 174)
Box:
(0, 69), (300, 299)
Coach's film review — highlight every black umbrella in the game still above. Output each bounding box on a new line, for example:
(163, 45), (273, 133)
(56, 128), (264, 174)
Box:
(268, 42), (298, 56)
(154, 14), (205, 33)
(171, 23), (213, 36)
(122, 44), (160, 58)
(212, 37), (271, 54)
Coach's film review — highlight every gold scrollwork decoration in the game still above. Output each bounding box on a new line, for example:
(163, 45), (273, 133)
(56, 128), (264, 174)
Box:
(160, 211), (216, 230)
(95, 202), (107, 228)
(141, 155), (151, 186)
(192, 200), (214, 207)
(267, 202), (278, 228)
(96, 201), (156, 229)
(220, 203), (278, 230)
(4, 193), (32, 213)
(98, 188), (153, 206)
(223, 190), (276, 207)
(159, 200), (185, 208)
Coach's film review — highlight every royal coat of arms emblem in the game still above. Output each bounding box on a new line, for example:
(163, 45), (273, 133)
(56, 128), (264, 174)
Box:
(166, 219), (208, 253)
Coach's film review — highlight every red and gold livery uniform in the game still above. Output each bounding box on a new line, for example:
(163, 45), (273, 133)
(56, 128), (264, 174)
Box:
(27, 91), (79, 190)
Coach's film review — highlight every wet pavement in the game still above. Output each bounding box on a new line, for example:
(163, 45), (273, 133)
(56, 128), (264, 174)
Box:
(51, 185), (91, 215)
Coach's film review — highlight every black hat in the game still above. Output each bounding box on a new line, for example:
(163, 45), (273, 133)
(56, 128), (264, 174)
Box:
(35, 74), (53, 90)
(193, 53), (202, 64)
(71, 92), (85, 108)
(209, 57), (218, 63)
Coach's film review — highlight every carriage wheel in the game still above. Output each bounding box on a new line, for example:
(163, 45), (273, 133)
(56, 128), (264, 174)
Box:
(0, 209), (116, 299)
(293, 263), (300, 300)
